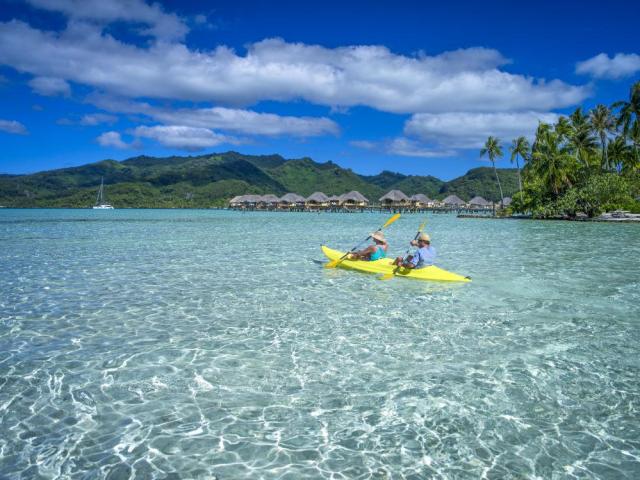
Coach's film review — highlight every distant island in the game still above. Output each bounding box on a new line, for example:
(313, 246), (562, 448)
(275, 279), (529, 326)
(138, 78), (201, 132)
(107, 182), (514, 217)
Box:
(0, 151), (519, 209)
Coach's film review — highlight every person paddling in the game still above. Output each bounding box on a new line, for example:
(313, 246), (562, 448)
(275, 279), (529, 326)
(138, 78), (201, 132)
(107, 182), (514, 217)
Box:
(393, 233), (436, 269)
(349, 231), (388, 261)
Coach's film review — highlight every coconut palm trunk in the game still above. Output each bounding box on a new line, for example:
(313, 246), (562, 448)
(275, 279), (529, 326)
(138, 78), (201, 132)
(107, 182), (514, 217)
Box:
(480, 136), (505, 208)
(515, 154), (523, 193)
(492, 159), (505, 206)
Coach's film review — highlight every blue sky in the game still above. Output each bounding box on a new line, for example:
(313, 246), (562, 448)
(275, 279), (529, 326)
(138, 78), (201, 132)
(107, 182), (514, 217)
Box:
(1, 0), (639, 179)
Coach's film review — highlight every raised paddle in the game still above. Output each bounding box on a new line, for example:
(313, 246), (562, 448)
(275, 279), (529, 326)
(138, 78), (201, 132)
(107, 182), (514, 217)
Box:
(324, 213), (401, 269)
(379, 218), (427, 280)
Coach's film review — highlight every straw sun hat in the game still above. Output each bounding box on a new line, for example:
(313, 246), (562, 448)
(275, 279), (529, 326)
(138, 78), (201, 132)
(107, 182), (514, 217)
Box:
(417, 233), (431, 242)
(371, 231), (387, 242)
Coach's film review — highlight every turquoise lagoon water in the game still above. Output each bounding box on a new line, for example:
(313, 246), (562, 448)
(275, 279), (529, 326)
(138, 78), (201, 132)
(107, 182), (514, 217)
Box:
(1, 209), (639, 479)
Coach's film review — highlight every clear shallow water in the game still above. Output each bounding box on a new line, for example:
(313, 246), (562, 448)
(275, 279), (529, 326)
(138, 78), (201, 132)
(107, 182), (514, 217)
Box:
(1, 209), (639, 479)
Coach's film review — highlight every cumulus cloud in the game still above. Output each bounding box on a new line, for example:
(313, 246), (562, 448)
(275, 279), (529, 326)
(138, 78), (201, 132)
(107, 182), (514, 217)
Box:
(0, 119), (28, 135)
(576, 53), (640, 79)
(386, 138), (456, 158)
(351, 138), (455, 158)
(0, 21), (588, 113)
(150, 107), (338, 136)
(404, 111), (560, 149)
(80, 113), (118, 125)
(132, 125), (239, 151)
(28, 76), (70, 96)
(25, 0), (188, 41)
(97, 131), (129, 148)
(88, 95), (339, 137)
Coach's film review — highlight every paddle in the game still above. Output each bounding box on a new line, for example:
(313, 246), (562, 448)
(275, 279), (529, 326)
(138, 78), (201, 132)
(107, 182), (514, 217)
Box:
(324, 213), (401, 269)
(379, 218), (427, 280)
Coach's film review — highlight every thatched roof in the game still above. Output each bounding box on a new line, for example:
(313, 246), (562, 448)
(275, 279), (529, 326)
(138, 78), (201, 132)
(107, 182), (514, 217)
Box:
(502, 197), (512, 206)
(469, 196), (491, 206)
(442, 195), (466, 205)
(229, 195), (244, 204)
(379, 190), (409, 202)
(340, 191), (369, 203)
(410, 194), (432, 203)
(240, 194), (261, 203)
(259, 194), (280, 203)
(306, 192), (329, 203)
(328, 195), (341, 201)
(279, 193), (306, 203)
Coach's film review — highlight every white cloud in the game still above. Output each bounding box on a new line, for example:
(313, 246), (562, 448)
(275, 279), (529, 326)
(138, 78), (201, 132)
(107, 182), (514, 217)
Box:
(0, 119), (28, 135)
(88, 95), (339, 137)
(349, 140), (377, 149)
(28, 76), (70, 96)
(404, 111), (560, 149)
(351, 138), (456, 158)
(25, 0), (188, 41)
(80, 113), (118, 125)
(150, 107), (338, 136)
(97, 131), (128, 148)
(387, 138), (456, 158)
(132, 125), (239, 151)
(576, 53), (640, 79)
(0, 21), (588, 113)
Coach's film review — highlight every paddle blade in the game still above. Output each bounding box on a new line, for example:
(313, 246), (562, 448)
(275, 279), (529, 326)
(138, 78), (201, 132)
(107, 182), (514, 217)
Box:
(378, 273), (395, 280)
(382, 213), (401, 229)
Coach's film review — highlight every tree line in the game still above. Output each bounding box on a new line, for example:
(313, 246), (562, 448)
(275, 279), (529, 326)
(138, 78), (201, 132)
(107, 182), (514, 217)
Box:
(480, 81), (640, 218)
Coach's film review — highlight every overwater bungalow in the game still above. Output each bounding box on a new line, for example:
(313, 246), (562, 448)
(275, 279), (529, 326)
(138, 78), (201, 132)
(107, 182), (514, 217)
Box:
(410, 194), (433, 208)
(328, 195), (341, 208)
(379, 190), (410, 208)
(258, 194), (280, 209)
(340, 191), (369, 208)
(279, 193), (306, 209)
(229, 195), (245, 208)
(306, 192), (330, 209)
(469, 196), (492, 209)
(240, 194), (261, 208)
(442, 194), (467, 208)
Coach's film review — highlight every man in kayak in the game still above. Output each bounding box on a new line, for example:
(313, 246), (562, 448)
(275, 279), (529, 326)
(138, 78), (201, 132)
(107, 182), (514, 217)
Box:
(349, 231), (388, 261)
(393, 233), (436, 269)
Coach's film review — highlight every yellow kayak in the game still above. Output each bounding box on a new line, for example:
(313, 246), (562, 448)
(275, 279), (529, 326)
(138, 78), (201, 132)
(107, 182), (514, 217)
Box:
(322, 246), (471, 282)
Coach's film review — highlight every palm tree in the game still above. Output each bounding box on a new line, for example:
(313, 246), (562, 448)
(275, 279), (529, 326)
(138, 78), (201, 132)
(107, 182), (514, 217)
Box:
(569, 107), (589, 130)
(590, 104), (616, 171)
(555, 116), (572, 141)
(531, 129), (575, 198)
(613, 81), (640, 167)
(509, 136), (529, 194)
(607, 136), (632, 173)
(480, 136), (505, 206)
(567, 124), (597, 169)
(628, 122), (640, 174)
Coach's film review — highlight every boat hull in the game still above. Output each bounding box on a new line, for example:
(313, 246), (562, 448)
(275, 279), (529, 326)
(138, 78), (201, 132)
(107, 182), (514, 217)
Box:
(321, 245), (471, 282)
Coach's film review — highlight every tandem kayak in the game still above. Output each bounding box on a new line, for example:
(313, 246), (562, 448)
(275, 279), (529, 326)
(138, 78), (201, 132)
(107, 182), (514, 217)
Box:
(321, 246), (471, 282)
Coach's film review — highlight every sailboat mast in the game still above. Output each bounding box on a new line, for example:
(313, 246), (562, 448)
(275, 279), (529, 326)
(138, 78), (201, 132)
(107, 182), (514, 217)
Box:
(96, 177), (104, 205)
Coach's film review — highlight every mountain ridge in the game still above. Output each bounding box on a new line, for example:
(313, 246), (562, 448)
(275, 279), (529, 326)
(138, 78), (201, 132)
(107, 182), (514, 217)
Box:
(0, 151), (519, 208)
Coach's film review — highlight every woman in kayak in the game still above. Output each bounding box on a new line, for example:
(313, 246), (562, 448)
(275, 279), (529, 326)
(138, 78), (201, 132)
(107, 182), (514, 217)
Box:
(349, 231), (388, 261)
(393, 233), (436, 269)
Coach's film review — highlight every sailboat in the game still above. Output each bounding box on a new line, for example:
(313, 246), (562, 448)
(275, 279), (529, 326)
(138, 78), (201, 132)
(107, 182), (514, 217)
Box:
(93, 177), (114, 209)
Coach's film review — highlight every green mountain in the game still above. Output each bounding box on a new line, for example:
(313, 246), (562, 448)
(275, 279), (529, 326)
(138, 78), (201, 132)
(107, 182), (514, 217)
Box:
(441, 167), (519, 202)
(0, 151), (519, 207)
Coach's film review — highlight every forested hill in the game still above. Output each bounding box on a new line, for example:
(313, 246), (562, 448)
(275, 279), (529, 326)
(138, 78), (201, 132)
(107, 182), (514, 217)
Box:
(0, 151), (519, 208)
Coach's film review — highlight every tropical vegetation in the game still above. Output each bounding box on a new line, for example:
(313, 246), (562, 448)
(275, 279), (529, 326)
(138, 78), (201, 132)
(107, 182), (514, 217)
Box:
(483, 81), (640, 218)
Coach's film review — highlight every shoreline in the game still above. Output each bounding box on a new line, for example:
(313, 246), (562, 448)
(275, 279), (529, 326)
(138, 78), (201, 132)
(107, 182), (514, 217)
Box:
(458, 214), (640, 223)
